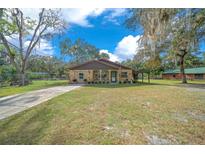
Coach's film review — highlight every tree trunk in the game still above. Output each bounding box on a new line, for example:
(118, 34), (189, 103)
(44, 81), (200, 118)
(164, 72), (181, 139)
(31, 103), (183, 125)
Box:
(142, 72), (144, 83)
(20, 71), (25, 86)
(19, 61), (27, 86)
(148, 72), (150, 83)
(179, 55), (187, 84)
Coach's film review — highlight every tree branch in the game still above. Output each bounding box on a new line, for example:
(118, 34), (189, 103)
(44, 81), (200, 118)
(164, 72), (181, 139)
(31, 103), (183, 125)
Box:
(0, 33), (19, 71)
(15, 9), (24, 58)
(26, 9), (45, 55)
(25, 24), (48, 61)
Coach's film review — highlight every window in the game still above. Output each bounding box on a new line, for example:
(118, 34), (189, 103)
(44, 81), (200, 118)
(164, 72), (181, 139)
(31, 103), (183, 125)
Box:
(121, 72), (128, 78)
(79, 73), (84, 80)
(195, 74), (203, 79)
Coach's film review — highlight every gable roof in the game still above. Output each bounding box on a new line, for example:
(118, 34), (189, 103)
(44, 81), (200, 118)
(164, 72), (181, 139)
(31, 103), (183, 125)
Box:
(98, 58), (132, 70)
(68, 59), (132, 70)
(163, 67), (205, 74)
(68, 60), (119, 70)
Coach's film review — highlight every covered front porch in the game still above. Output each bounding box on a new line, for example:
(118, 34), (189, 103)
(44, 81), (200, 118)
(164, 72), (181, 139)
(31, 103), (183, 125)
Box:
(69, 69), (134, 84)
(92, 70), (118, 83)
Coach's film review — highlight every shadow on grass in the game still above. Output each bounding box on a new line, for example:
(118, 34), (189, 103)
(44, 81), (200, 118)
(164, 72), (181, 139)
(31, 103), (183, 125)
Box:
(0, 103), (53, 144)
(84, 81), (205, 89)
(84, 82), (165, 88)
(0, 94), (40, 106)
(177, 83), (205, 90)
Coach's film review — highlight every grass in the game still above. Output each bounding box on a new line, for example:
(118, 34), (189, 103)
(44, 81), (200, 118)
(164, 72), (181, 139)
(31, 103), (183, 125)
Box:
(139, 78), (205, 85)
(0, 79), (204, 144)
(0, 80), (68, 98)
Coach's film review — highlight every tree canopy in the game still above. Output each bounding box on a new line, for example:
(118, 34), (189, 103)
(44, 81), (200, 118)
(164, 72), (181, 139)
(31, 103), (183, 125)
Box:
(125, 8), (205, 83)
(60, 38), (108, 64)
(0, 8), (66, 85)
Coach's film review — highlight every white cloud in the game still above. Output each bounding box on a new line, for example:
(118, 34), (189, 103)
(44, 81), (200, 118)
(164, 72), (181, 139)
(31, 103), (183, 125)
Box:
(21, 8), (106, 28)
(6, 9), (138, 59)
(109, 9), (127, 18)
(99, 49), (119, 62)
(99, 35), (141, 62)
(23, 39), (54, 56)
(104, 8), (127, 25)
(21, 8), (41, 20)
(32, 39), (54, 56)
(21, 8), (127, 27)
(61, 8), (106, 27)
(6, 33), (54, 56)
(114, 35), (141, 61)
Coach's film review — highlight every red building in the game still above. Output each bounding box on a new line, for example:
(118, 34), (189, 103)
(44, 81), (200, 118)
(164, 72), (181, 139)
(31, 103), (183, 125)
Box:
(162, 67), (205, 80)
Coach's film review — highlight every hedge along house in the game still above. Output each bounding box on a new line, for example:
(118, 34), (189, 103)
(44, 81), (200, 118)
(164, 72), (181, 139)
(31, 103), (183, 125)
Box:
(162, 67), (205, 80)
(68, 59), (135, 83)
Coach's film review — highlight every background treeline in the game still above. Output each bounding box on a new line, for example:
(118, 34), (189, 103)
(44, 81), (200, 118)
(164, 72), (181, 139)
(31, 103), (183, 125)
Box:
(0, 52), (68, 86)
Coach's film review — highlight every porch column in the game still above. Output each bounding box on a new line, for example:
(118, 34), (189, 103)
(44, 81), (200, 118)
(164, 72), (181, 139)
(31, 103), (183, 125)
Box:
(89, 70), (93, 81)
(100, 70), (102, 81)
(117, 70), (120, 82)
(108, 70), (111, 82)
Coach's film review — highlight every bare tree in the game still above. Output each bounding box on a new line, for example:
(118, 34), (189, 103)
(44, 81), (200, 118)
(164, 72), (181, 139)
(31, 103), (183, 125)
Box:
(0, 8), (66, 85)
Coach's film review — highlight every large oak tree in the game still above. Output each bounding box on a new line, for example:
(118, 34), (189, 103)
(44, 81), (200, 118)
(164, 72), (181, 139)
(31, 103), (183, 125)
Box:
(126, 9), (205, 83)
(0, 8), (65, 85)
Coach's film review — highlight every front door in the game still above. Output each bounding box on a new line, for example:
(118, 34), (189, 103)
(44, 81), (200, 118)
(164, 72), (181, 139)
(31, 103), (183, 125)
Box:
(111, 71), (117, 83)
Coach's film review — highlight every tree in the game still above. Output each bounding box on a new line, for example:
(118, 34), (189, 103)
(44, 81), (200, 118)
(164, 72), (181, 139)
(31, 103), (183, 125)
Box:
(27, 55), (66, 78)
(184, 53), (204, 68)
(98, 52), (110, 59)
(0, 8), (65, 85)
(60, 38), (99, 64)
(0, 47), (17, 86)
(126, 9), (176, 82)
(126, 9), (205, 83)
(169, 9), (205, 83)
(203, 52), (205, 64)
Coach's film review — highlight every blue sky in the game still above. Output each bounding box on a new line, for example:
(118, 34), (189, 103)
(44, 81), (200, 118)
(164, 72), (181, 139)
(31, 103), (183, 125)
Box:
(21, 8), (204, 62)
(50, 8), (142, 62)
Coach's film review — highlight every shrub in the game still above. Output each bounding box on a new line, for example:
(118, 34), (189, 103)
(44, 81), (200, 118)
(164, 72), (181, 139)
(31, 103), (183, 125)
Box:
(0, 65), (17, 87)
(28, 72), (49, 80)
(98, 81), (101, 84)
(88, 81), (90, 84)
(84, 79), (87, 82)
(119, 81), (122, 84)
(94, 81), (98, 84)
(73, 79), (77, 82)
(123, 79), (129, 84)
(91, 81), (94, 84)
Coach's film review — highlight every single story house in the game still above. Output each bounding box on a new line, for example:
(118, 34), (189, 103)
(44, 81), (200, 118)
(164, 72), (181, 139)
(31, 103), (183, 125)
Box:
(68, 59), (136, 83)
(162, 67), (205, 80)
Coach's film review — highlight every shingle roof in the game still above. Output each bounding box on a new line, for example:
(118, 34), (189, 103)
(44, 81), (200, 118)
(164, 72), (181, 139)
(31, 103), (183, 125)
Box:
(69, 60), (120, 70)
(98, 59), (132, 70)
(68, 59), (134, 70)
(163, 67), (205, 74)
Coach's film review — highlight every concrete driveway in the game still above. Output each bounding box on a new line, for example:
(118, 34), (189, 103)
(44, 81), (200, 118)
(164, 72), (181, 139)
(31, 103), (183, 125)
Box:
(0, 85), (82, 120)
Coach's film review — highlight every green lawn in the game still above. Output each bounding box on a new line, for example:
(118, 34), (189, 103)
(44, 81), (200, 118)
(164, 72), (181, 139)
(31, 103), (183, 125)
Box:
(0, 80), (68, 97)
(140, 78), (205, 85)
(0, 80), (204, 144)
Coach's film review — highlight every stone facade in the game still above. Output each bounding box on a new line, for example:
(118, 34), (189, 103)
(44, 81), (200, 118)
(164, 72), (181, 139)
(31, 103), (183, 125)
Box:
(69, 69), (133, 83)
(68, 59), (134, 83)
